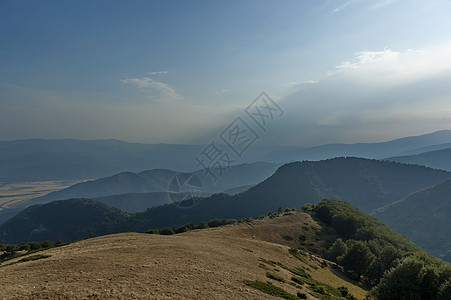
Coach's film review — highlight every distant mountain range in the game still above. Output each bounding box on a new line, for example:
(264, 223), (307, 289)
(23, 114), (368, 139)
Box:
(0, 139), (288, 182)
(2, 130), (451, 182)
(1, 157), (449, 262)
(386, 147), (451, 171)
(263, 130), (451, 163)
(33, 161), (279, 207)
(0, 162), (279, 223)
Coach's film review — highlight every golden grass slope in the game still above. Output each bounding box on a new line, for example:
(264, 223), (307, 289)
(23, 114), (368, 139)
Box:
(0, 212), (367, 299)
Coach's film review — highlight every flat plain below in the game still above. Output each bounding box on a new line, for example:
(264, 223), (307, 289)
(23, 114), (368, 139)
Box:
(0, 180), (81, 211)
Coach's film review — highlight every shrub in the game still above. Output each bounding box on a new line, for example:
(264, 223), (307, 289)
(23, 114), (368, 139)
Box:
(266, 272), (286, 283)
(298, 235), (307, 242)
(196, 222), (209, 229)
(301, 203), (314, 212)
(207, 219), (237, 228)
(338, 286), (349, 296)
(291, 276), (304, 285)
(159, 227), (175, 235)
(297, 292), (307, 299)
(244, 280), (298, 300)
(282, 235), (294, 241)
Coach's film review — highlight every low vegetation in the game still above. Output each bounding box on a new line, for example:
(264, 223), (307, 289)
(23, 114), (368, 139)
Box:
(0, 240), (68, 264)
(2, 254), (51, 268)
(145, 218), (238, 235)
(258, 256), (357, 299)
(309, 199), (451, 299)
(243, 280), (298, 300)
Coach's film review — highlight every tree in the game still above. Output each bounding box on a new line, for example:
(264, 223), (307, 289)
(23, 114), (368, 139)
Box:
(367, 246), (402, 282)
(331, 214), (360, 238)
(301, 203), (314, 212)
(326, 238), (347, 263)
(341, 241), (375, 279)
(370, 256), (443, 299)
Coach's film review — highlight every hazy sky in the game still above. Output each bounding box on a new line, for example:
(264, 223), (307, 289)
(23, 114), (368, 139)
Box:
(1, 0), (451, 146)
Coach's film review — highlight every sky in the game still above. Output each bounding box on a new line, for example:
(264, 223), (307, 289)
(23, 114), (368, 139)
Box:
(1, 0), (451, 146)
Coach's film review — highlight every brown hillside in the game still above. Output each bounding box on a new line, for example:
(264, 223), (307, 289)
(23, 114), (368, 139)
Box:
(0, 212), (367, 299)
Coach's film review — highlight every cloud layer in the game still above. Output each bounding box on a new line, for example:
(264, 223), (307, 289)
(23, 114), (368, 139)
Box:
(270, 43), (451, 145)
(120, 77), (182, 102)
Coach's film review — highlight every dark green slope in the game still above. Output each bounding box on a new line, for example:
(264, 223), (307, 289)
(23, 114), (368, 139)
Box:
(1, 158), (450, 252)
(312, 200), (450, 299)
(238, 157), (451, 213)
(92, 192), (173, 213)
(133, 156), (449, 230)
(373, 179), (451, 262)
(0, 199), (132, 243)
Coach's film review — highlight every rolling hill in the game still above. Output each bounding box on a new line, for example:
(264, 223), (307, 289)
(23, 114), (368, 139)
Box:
(0, 199), (131, 243)
(373, 179), (451, 261)
(1, 200), (448, 299)
(28, 169), (176, 205)
(1, 158), (450, 256)
(0, 211), (369, 300)
(92, 192), (173, 213)
(2, 130), (451, 183)
(263, 130), (451, 162)
(0, 162), (279, 224)
(22, 162), (278, 205)
(386, 147), (451, 172)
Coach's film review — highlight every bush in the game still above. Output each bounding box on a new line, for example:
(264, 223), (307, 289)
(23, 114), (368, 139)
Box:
(207, 219), (237, 228)
(159, 227), (175, 235)
(297, 292), (307, 299)
(301, 203), (314, 212)
(282, 235), (294, 241)
(40, 241), (54, 249)
(196, 222), (209, 229)
(338, 286), (349, 296)
(175, 225), (189, 233)
(266, 272), (286, 282)
(244, 280), (298, 300)
(291, 276), (305, 285)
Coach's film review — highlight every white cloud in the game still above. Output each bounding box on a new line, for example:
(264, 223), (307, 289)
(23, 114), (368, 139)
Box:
(333, 43), (451, 86)
(215, 88), (230, 96)
(371, 0), (393, 9)
(120, 76), (182, 101)
(286, 80), (319, 87)
(331, 1), (354, 13)
(148, 71), (168, 75)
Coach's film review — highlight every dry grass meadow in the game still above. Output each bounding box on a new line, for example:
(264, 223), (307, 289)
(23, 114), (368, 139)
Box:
(0, 212), (368, 299)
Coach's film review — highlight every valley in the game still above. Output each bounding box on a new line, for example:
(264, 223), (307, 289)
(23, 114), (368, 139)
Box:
(0, 180), (80, 211)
